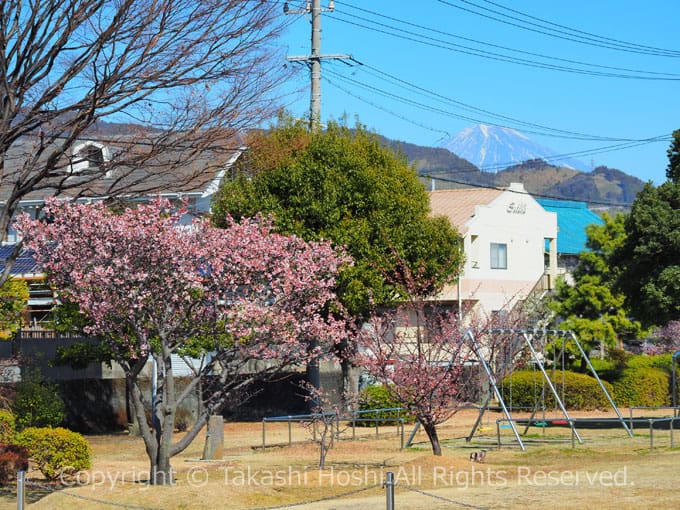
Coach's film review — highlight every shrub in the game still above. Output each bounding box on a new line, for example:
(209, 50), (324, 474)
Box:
(611, 367), (669, 407)
(501, 370), (615, 410)
(0, 443), (29, 484)
(15, 427), (91, 480)
(0, 409), (15, 443)
(13, 371), (65, 430)
(356, 385), (414, 426)
(627, 353), (674, 372)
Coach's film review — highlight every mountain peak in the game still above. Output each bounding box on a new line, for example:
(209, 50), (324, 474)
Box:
(441, 124), (588, 172)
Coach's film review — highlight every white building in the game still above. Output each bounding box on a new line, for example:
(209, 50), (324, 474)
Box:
(430, 183), (558, 317)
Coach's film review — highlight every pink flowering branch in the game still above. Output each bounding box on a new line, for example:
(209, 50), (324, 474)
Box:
(16, 197), (354, 483)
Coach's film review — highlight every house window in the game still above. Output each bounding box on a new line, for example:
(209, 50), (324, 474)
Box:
(80, 144), (105, 166)
(490, 243), (507, 269)
(70, 141), (111, 175)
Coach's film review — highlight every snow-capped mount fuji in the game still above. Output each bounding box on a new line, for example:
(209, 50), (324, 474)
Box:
(442, 124), (589, 172)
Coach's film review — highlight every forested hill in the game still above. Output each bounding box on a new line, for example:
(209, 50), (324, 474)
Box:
(383, 137), (646, 208)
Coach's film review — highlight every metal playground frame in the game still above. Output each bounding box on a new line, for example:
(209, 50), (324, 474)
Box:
(405, 328), (632, 452)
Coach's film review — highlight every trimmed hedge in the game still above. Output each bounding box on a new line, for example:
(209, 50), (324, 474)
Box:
(15, 427), (91, 480)
(501, 370), (615, 410)
(611, 367), (669, 407)
(356, 385), (414, 426)
(0, 409), (15, 443)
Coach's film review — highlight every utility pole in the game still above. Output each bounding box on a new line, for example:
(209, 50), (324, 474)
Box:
(284, 0), (353, 131)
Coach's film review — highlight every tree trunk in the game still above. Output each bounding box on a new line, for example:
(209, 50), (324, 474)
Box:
(422, 420), (442, 456)
(341, 359), (360, 408)
(150, 453), (174, 485)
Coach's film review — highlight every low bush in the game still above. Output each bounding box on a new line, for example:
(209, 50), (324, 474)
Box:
(356, 385), (414, 426)
(13, 371), (65, 430)
(611, 367), (669, 407)
(15, 427), (91, 480)
(501, 370), (615, 410)
(627, 353), (675, 372)
(0, 409), (15, 443)
(0, 443), (29, 484)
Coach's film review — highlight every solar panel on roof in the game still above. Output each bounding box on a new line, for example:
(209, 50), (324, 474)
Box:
(0, 244), (42, 275)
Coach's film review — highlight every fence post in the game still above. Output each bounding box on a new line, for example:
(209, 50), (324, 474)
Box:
(496, 420), (502, 450)
(384, 471), (395, 510)
(570, 421), (575, 449)
(288, 417), (292, 447)
(629, 407), (634, 432)
(399, 419), (404, 450)
(262, 419), (266, 450)
(670, 417), (674, 449)
(17, 470), (25, 510)
(649, 419), (654, 453)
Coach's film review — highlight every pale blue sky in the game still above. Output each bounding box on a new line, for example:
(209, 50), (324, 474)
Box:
(277, 0), (680, 184)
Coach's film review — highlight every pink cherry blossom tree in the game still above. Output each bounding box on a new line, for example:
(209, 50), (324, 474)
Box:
(356, 305), (472, 456)
(644, 320), (680, 355)
(16, 198), (351, 485)
(355, 254), (525, 456)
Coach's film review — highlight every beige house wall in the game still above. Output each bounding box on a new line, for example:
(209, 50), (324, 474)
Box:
(431, 183), (558, 317)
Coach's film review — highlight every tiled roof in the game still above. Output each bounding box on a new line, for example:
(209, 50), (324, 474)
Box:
(0, 132), (244, 205)
(429, 188), (504, 233)
(0, 245), (41, 276)
(537, 199), (604, 255)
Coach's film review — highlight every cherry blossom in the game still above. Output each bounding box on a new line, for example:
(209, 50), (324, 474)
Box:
(17, 197), (352, 484)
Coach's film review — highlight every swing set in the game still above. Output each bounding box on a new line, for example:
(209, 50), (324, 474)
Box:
(464, 328), (632, 450)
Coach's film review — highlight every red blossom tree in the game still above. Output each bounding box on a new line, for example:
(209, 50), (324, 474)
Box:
(355, 255), (525, 456)
(356, 304), (473, 456)
(16, 198), (351, 484)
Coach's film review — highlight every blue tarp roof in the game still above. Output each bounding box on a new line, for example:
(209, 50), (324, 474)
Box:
(0, 245), (42, 276)
(537, 199), (604, 255)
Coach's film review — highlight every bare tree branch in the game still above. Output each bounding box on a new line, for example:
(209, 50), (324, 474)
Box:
(0, 0), (292, 281)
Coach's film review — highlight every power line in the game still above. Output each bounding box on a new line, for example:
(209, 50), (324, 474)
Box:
(353, 62), (639, 141)
(436, 0), (680, 58)
(322, 75), (452, 138)
(474, 0), (680, 56)
(337, 3), (680, 78)
(324, 64), (666, 145)
(324, 69), (671, 177)
(425, 173), (638, 208)
(327, 11), (680, 82)
(475, 136), (669, 172)
(322, 70), (669, 174)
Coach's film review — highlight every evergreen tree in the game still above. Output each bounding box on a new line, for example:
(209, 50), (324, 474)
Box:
(213, 118), (464, 317)
(666, 129), (680, 183)
(614, 181), (680, 326)
(549, 214), (644, 361)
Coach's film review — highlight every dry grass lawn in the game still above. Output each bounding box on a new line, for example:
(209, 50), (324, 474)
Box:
(1, 408), (679, 509)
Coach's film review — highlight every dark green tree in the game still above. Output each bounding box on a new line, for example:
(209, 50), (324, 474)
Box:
(666, 129), (680, 183)
(213, 119), (464, 390)
(213, 119), (463, 315)
(549, 214), (644, 364)
(614, 180), (680, 327)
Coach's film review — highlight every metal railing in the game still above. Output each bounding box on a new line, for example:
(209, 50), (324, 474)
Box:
(628, 406), (680, 431)
(261, 407), (406, 449)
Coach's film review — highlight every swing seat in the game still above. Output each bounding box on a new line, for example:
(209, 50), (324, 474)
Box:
(499, 424), (513, 429)
(534, 421), (548, 427)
